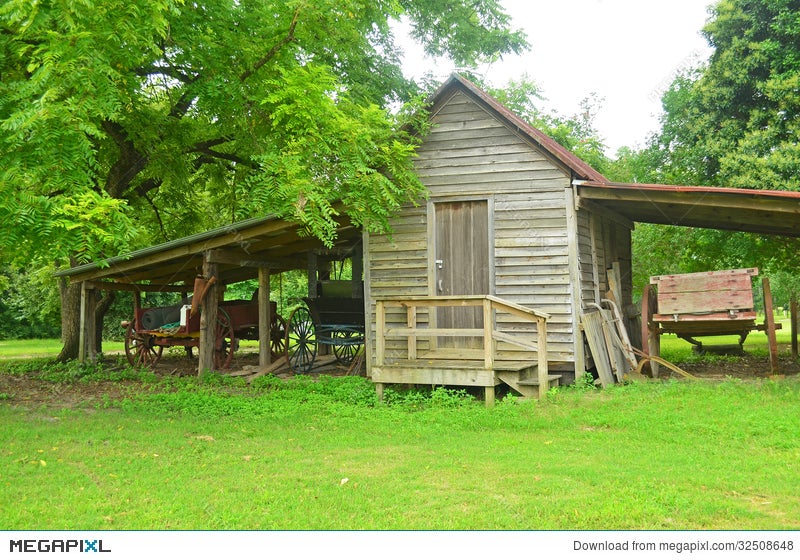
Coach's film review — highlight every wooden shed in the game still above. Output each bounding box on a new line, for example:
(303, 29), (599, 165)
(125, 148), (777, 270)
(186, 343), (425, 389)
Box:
(56, 74), (800, 400)
(364, 74), (636, 403)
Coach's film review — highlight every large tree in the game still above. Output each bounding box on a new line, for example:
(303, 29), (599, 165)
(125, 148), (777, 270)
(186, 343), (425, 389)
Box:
(627, 0), (800, 295)
(0, 0), (527, 358)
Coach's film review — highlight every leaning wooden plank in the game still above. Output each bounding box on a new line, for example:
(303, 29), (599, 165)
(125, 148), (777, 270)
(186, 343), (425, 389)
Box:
(599, 307), (627, 383)
(227, 364), (260, 377)
(603, 298), (638, 371)
(245, 355), (288, 382)
(581, 311), (615, 387)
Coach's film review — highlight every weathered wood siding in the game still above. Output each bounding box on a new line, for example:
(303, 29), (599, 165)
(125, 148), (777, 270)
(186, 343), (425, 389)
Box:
(573, 206), (634, 376)
(365, 89), (577, 372)
(575, 208), (633, 310)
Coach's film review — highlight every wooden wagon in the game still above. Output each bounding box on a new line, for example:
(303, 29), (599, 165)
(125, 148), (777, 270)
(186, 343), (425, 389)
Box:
(641, 268), (780, 374)
(123, 298), (286, 370)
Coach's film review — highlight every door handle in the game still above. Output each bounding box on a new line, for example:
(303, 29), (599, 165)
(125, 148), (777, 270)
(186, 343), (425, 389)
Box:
(438, 279), (444, 293)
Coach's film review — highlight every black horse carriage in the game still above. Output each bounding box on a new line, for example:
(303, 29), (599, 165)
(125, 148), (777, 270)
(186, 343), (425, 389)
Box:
(285, 281), (366, 374)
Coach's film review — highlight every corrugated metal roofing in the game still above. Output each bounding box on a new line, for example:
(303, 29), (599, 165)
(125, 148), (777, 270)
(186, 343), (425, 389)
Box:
(575, 180), (800, 237)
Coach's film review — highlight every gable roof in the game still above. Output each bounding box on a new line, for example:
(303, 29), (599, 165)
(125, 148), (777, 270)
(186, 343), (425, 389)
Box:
(428, 74), (607, 183)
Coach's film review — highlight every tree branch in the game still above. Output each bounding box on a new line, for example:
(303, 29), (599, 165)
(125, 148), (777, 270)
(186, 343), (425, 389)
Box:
(239, 7), (301, 82)
(139, 189), (168, 241)
(102, 121), (149, 200)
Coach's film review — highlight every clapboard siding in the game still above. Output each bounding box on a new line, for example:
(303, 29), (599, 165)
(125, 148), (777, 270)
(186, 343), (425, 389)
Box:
(364, 83), (633, 382)
(415, 91), (571, 197)
(364, 202), (430, 359)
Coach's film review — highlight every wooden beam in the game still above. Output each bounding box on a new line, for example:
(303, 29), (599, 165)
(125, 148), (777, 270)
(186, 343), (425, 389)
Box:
(66, 218), (300, 284)
(791, 294), (798, 361)
(763, 277), (779, 375)
(307, 252), (318, 299)
(565, 187), (586, 376)
(90, 281), (192, 293)
(78, 282), (85, 363)
(206, 248), (284, 269)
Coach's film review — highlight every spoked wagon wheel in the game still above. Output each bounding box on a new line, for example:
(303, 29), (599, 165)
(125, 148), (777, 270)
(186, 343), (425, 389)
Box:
(124, 322), (163, 367)
(286, 306), (317, 374)
(270, 313), (287, 360)
(213, 307), (236, 370)
(331, 329), (363, 365)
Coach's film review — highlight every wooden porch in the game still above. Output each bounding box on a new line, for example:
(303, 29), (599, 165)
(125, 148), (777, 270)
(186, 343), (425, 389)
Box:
(371, 295), (560, 406)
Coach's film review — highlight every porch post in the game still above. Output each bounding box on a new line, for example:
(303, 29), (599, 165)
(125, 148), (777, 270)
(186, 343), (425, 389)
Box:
(258, 266), (272, 367)
(78, 282), (86, 363)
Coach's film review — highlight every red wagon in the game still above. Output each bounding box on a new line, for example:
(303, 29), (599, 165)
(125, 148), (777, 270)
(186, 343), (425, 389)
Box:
(641, 268), (780, 374)
(123, 298), (286, 369)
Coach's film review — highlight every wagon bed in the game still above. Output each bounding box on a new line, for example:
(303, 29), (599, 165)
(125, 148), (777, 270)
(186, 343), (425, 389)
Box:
(124, 299), (286, 369)
(642, 268), (780, 373)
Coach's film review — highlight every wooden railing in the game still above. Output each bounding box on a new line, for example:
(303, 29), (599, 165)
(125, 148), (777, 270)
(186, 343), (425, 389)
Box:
(375, 295), (550, 389)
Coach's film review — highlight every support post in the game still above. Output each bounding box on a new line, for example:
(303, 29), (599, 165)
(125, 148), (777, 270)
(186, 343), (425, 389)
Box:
(791, 294), (797, 362)
(198, 255), (219, 375)
(407, 304), (417, 360)
(537, 317), (549, 399)
(484, 385), (495, 408)
(307, 252), (317, 299)
(351, 243), (363, 298)
(78, 282), (86, 363)
(79, 282), (97, 363)
(483, 298), (493, 369)
(762, 277), (779, 375)
(258, 267), (272, 367)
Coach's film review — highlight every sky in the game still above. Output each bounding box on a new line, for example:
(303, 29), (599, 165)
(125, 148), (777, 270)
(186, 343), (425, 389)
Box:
(400, 0), (716, 155)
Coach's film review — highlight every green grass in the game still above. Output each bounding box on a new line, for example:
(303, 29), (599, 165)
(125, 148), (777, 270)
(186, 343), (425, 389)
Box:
(1, 366), (799, 530)
(0, 339), (125, 359)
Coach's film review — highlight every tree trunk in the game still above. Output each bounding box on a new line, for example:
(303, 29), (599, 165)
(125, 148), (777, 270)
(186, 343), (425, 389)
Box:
(94, 290), (116, 354)
(56, 276), (81, 362)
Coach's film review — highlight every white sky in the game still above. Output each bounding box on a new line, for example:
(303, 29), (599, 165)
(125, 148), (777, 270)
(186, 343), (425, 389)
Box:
(400, 0), (716, 156)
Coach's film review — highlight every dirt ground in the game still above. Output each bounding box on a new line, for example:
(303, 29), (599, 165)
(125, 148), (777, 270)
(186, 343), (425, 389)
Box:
(1, 350), (798, 410)
(0, 351), (360, 410)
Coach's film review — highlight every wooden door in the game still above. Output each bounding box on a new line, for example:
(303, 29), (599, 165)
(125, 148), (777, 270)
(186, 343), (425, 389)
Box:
(434, 200), (490, 348)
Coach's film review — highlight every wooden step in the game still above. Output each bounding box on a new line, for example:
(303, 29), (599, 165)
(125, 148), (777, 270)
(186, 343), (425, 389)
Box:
(496, 370), (562, 399)
(517, 374), (562, 386)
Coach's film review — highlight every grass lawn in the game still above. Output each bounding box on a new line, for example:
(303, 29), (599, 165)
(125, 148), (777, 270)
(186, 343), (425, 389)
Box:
(1, 359), (799, 531)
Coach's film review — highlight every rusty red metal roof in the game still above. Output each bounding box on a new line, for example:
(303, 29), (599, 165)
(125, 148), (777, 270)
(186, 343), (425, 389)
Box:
(575, 180), (800, 237)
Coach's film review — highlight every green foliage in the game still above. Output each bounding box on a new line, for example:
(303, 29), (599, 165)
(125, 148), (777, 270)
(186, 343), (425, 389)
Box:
(36, 357), (158, 384)
(622, 0), (800, 284)
(0, 265), (61, 339)
(648, 0), (800, 190)
(1, 0), (529, 267)
(381, 384), (476, 409)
